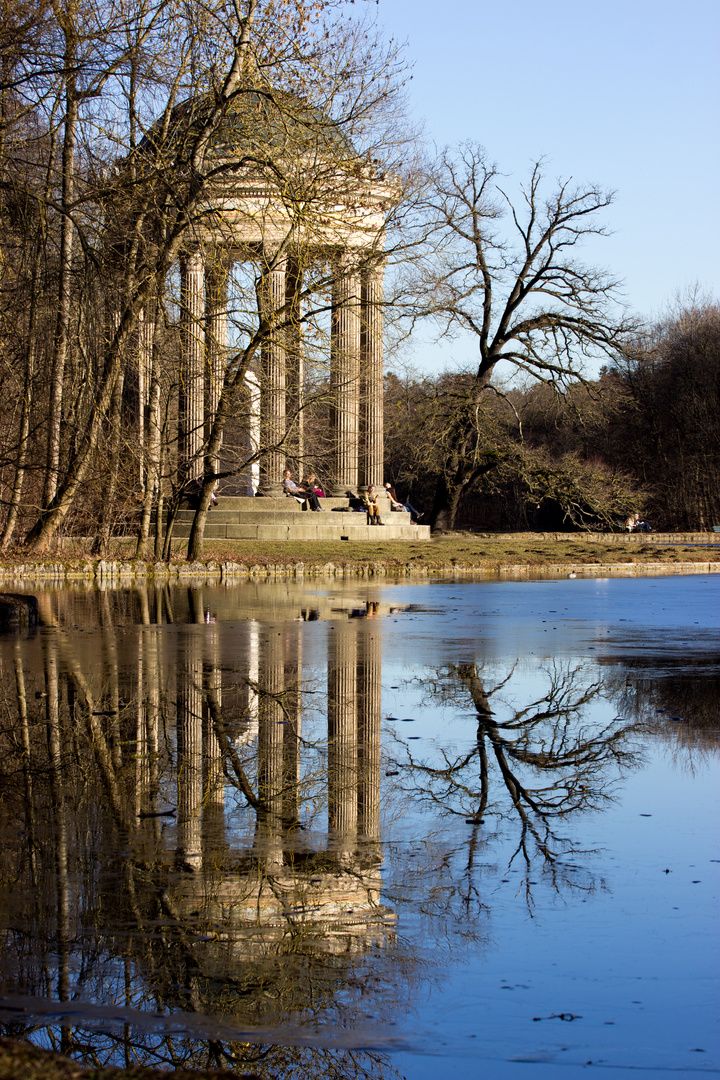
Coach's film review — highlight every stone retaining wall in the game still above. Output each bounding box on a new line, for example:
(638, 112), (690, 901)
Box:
(471, 531), (720, 545)
(0, 557), (718, 585)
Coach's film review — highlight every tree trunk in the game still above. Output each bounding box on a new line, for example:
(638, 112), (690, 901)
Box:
(23, 295), (141, 553)
(91, 370), (125, 556)
(185, 341), (257, 560)
(429, 473), (464, 532)
(43, 61), (78, 508)
(135, 309), (161, 558)
(0, 238), (41, 550)
(186, 485), (214, 561)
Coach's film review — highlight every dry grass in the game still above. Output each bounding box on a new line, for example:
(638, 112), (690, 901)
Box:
(165, 534), (720, 572)
(2, 534), (718, 577)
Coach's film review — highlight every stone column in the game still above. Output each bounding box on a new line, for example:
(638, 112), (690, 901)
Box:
(283, 626), (302, 827)
(328, 621), (358, 863)
(179, 250), (205, 482)
(285, 259), (304, 473)
(357, 622), (382, 842)
(360, 259), (384, 493)
(258, 252), (287, 496)
(205, 251), (229, 477)
(237, 619), (260, 736)
(239, 370), (261, 495)
(330, 257), (361, 495)
(247, 619), (260, 729)
(203, 615), (225, 854)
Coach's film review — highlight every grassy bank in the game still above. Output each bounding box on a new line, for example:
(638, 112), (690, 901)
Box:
(176, 533), (720, 573)
(1, 533), (719, 581)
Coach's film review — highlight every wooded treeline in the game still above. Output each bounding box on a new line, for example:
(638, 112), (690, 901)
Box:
(385, 300), (720, 533)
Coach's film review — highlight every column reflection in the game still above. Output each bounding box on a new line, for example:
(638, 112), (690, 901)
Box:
(0, 587), (398, 1064)
(167, 607), (392, 982)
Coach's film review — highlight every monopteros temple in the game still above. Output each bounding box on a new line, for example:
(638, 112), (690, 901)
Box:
(133, 88), (429, 540)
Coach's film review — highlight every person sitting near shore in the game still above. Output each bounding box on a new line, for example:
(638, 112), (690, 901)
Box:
(283, 469), (323, 511)
(624, 512), (653, 534)
(362, 484), (385, 525)
(384, 482), (422, 523)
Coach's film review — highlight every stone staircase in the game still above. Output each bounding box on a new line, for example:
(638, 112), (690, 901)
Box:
(170, 495), (431, 542)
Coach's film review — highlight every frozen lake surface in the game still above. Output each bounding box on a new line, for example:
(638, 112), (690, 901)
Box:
(0, 573), (717, 1078)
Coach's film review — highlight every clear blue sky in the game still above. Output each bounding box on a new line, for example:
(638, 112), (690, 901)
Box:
(374, 0), (719, 372)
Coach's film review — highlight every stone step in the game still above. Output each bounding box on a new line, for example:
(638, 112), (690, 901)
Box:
(162, 495), (428, 541)
(183, 494), (385, 506)
(172, 509), (411, 524)
(170, 521), (430, 541)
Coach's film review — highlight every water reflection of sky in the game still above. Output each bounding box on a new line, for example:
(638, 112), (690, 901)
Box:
(385, 736), (719, 1077)
(0, 574), (717, 1079)
(372, 574), (720, 663)
(375, 576), (720, 1077)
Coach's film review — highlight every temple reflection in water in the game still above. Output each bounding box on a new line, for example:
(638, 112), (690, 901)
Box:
(0, 584), (400, 1041)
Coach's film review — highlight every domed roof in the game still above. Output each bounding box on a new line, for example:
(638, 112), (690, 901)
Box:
(142, 87), (356, 164)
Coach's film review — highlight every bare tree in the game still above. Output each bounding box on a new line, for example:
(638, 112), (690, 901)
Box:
(397, 143), (636, 530)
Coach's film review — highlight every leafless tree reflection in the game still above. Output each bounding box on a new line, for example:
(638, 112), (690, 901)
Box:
(387, 661), (642, 910)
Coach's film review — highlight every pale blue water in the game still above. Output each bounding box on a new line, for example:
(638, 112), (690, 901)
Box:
(0, 573), (717, 1078)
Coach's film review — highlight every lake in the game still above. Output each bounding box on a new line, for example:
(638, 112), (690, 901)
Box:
(0, 574), (718, 1079)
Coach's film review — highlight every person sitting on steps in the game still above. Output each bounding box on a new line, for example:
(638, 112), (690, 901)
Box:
(303, 471), (325, 498)
(189, 477), (218, 508)
(283, 469), (323, 511)
(384, 482), (422, 523)
(362, 484), (384, 525)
